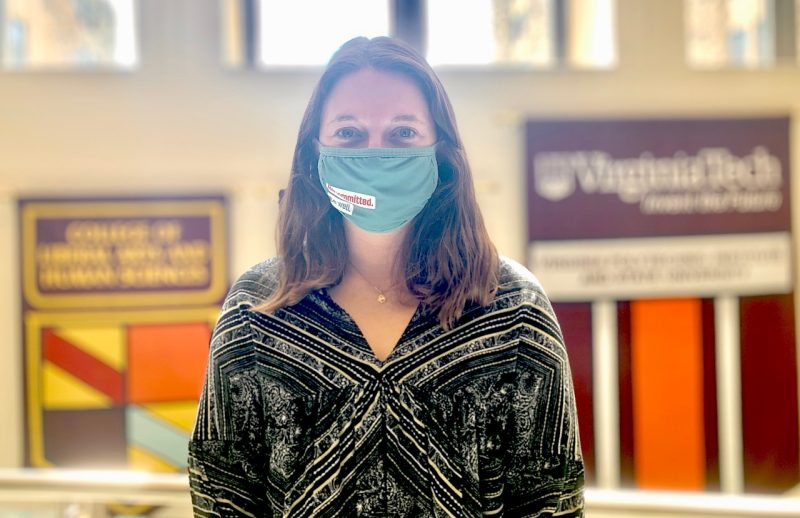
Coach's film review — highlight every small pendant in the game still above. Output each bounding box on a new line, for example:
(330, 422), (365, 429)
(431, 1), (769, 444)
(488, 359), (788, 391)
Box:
(377, 293), (387, 304)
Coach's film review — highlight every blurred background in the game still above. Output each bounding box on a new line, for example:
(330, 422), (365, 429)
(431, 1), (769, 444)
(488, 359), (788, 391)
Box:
(1, 0), (800, 516)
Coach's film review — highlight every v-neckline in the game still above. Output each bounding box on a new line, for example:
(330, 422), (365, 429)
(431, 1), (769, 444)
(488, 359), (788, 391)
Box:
(316, 288), (425, 366)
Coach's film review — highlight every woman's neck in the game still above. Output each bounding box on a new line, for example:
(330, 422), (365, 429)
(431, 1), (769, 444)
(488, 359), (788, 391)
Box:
(344, 222), (408, 286)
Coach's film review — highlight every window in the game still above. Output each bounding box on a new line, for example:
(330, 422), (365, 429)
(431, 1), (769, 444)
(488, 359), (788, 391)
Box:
(426, 0), (617, 68)
(233, 0), (389, 67)
(1, 0), (138, 70)
(223, 0), (616, 69)
(685, 0), (799, 68)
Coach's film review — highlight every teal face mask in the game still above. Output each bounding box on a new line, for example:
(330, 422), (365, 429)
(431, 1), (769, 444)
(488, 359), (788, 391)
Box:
(317, 144), (439, 233)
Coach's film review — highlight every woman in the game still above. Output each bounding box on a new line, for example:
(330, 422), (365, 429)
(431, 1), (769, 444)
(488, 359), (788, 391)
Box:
(189, 36), (584, 517)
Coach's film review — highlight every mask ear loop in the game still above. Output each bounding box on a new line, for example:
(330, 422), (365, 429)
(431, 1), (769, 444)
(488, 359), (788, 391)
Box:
(309, 139), (322, 178)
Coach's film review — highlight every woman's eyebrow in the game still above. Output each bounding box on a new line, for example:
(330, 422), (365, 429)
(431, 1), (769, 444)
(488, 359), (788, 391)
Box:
(391, 114), (422, 122)
(327, 114), (359, 124)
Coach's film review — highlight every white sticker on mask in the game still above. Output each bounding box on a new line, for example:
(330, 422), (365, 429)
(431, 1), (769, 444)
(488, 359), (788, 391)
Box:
(328, 194), (354, 215)
(325, 184), (376, 209)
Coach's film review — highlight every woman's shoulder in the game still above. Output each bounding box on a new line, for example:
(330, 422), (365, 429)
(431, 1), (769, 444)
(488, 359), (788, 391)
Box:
(493, 256), (565, 347)
(222, 257), (282, 310)
(496, 255), (548, 300)
(488, 256), (561, 324)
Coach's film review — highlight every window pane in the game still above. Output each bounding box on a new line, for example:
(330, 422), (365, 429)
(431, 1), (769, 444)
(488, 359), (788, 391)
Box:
(426, 0), (554, 66)
(685, 0), (777, 68)
(257, 0), (389, 66)
(2, 0), (138, 70)
(427, 0), (616, 68)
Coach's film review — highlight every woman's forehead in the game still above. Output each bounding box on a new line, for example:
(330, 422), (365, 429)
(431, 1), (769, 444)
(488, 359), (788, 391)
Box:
(322, 68), (431, 120)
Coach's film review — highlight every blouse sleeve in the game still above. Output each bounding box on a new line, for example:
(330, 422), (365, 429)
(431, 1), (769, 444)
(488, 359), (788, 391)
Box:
(504, 287), (585, 517)
(188, 293), (269, 516)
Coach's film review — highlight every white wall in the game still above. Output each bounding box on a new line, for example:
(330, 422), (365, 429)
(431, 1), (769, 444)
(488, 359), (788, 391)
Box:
(1, 0), (799, 476)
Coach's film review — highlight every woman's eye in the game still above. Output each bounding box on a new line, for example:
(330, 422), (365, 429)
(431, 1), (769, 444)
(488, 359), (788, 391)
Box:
(335, 127), (359, 140)
(395, 127), (417, 139)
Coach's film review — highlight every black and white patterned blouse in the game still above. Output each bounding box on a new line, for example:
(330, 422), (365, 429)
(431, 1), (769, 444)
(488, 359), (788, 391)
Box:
(188, 257), (584, 517)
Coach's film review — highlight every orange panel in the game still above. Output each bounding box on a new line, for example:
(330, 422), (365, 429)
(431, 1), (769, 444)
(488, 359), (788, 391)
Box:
(631, 299), (705, 490)
(127, 323), (210, 403)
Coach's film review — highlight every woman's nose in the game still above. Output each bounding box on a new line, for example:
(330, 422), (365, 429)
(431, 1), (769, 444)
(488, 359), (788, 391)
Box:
(367, 134), (384, 148)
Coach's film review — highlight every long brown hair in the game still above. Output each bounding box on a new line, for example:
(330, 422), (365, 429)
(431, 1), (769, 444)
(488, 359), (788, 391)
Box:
(259, 36), (498, 329)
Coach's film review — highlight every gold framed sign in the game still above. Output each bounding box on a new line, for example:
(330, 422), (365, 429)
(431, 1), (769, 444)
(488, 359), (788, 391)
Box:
(21, 198), (227, 309)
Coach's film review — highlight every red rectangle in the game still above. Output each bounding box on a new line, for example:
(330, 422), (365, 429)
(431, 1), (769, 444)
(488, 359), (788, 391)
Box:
(552, 302), (594, 484)
(740, 294), (800, 493)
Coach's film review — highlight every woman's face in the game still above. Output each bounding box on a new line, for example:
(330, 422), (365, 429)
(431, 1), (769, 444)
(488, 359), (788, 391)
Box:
(319, 68), (437, 149)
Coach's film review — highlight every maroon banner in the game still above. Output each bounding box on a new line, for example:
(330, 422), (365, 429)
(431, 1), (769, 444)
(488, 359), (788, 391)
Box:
(527, 117), (790, 241)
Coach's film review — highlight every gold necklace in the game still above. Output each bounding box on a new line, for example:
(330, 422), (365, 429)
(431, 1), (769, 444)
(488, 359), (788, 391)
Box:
(348, 262), (392, 304)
